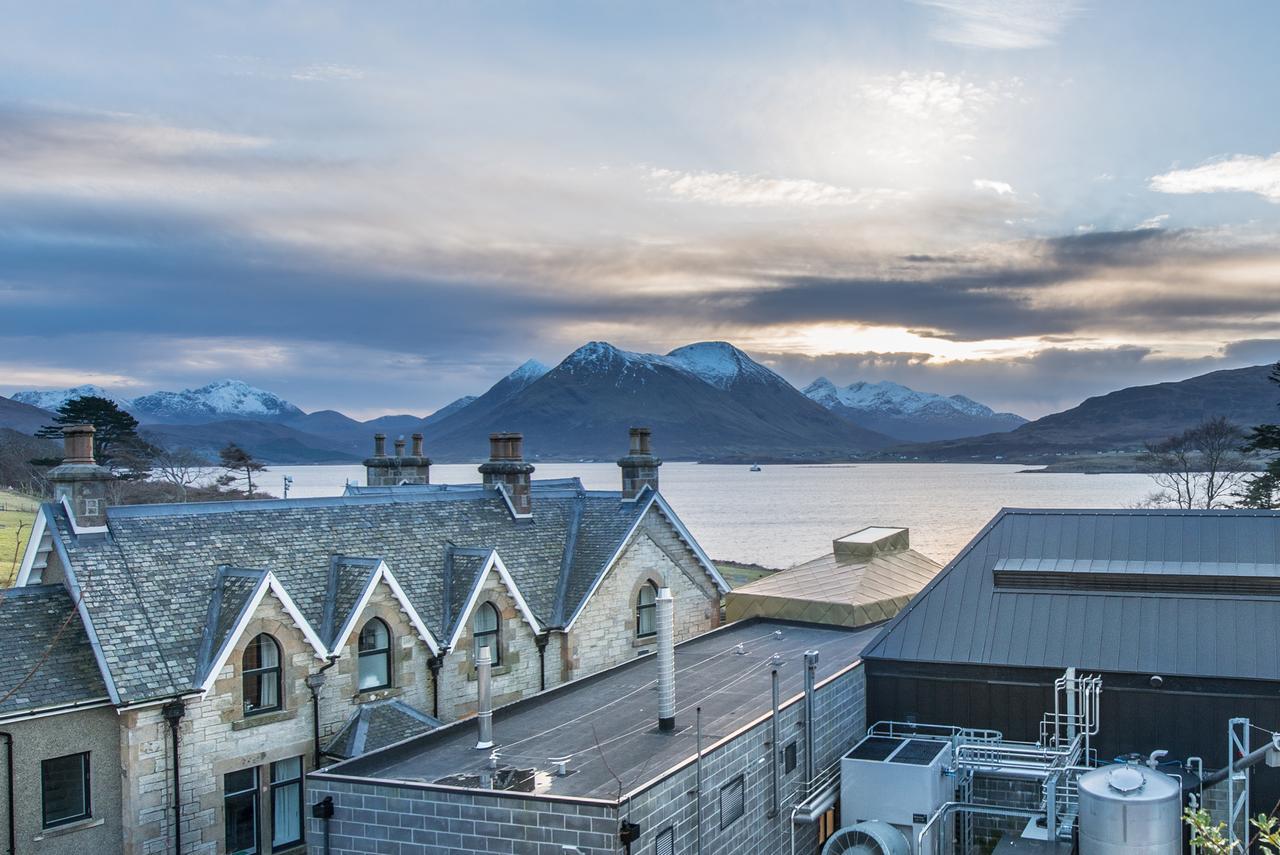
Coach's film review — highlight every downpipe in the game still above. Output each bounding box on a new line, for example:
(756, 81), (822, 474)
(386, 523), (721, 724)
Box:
(305, 656), (339, 770)
(0, 732), (13, 855)
(161, 699), (186, 855)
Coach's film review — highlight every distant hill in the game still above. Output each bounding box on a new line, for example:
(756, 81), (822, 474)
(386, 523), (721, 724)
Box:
(422, 341), (892, 461)
(803, 377), (1026, 442)
(898, 363), (1280, 461)
(0, 396), (53, 436)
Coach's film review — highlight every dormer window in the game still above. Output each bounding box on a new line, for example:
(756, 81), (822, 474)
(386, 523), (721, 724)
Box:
(473, 602), (500, 666)
(357, 618), (392, 690)
(636, 582), (658, 638)
(243, 634), (282, 715)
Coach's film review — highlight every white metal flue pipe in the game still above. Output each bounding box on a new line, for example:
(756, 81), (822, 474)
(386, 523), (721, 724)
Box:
(656, 587), (675, 731)
(476, 646), (494, 749)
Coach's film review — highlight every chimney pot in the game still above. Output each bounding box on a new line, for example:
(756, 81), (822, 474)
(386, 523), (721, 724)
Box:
(62, 424), (97, 465)
(394, 436), (406, 456)
(373, 433), (387, 457)
(479, 432), (535, 515)
(411, 433), (424, 457)
(618, 427), (661, 500)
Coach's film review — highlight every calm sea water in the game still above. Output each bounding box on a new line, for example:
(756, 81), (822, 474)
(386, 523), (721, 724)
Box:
(264, 462), (1153, 568)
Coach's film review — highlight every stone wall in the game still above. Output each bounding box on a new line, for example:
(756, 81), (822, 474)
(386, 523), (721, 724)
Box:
(0, 706), (122, 855)
(566, 516), (719, 681)
(436, 570), (543, 722)
(306, 662), (868, 855)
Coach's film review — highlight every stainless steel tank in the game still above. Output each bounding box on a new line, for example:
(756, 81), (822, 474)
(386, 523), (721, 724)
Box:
(1077, 763), (1181, 855)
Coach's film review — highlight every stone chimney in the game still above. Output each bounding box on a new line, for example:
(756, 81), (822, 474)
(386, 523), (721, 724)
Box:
(364, 432), (431, 486)
(479, 432), (535, 515)
(617, 427), (661, 500)
(48, 425), (113, 528)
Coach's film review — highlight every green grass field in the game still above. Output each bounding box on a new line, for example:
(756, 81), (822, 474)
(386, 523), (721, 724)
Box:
(715, 560), (782, 589)
(0, 490), (40, 585)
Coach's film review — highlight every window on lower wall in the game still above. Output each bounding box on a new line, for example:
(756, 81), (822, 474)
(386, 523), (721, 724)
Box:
(224, 767), (260, 855)
(654, 826), (674, 855)
(41, 752), (91, 829)
(783, 741), (798, 774)
(270, 757), (304, 850)
(719, 775), (745, 829)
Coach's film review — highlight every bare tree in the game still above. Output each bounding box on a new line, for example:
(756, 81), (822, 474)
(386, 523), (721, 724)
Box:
(151, 447), (210, 502)
(1138, 416), (1249, 509)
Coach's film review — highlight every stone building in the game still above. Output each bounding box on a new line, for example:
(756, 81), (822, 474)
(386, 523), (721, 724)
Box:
(6, 426), (726, 855)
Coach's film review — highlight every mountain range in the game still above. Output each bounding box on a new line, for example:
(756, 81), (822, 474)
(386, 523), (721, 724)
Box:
(4, 343), (1275, 466)
(802, 377), (1026, 442)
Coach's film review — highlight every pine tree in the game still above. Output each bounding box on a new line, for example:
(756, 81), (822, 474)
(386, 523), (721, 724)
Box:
(1236, 363), (1280, 509)
(218, 443), (266, 498)
(36, 395), (148, 472)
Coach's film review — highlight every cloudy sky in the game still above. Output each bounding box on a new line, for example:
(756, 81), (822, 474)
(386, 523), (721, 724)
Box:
(4, 1), (1280, 419)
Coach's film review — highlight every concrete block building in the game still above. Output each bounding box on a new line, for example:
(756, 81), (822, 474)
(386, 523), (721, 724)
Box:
(4, 425), (726, 855)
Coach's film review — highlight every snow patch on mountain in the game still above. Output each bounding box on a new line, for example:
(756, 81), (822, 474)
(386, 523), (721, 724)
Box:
(507, 359), (550, 384)
(559, 342), (675, 385)
(11, 385), (132, 411)
(131, 380), (304, 420)
(804, 377), (1021, 421)
(665, 341), (786, 390)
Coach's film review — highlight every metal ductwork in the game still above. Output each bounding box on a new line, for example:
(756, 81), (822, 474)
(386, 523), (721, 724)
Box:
(476, 645), (494, 749)
(656, 587), (675, 731)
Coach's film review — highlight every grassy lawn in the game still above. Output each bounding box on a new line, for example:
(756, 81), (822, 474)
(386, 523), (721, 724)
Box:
(715, 560), (782, 589)
(0, 490), (40, 585)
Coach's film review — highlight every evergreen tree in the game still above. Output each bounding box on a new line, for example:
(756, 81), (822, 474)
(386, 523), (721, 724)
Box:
(1236, 362), (1280, 509)
(218, 443), (266, 498)
(36, 395), (149, 472)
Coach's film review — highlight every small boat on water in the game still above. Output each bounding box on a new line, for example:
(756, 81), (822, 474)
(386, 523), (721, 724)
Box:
(749, 464), (762, 472)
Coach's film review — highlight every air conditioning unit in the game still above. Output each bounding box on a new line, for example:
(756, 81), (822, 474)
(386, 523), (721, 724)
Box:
(835, 734), (955, 854)
(822, 821), (912, 855)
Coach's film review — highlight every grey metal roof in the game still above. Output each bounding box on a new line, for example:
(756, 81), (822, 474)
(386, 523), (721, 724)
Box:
(862, 508), (1280, 681)
(45, 480), (693, 703)
(0, 584), (109, 716)
(324, 698), (442, 760)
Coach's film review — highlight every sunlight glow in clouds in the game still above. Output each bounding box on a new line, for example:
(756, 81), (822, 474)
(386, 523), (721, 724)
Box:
(651, 169), (899, 208)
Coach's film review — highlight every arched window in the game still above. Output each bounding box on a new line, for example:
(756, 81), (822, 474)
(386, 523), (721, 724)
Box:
(243, 634), (281, 715)
(636, 582), (658, 638)
(473, 602), (500, 666)
(357, 618), (392, 691)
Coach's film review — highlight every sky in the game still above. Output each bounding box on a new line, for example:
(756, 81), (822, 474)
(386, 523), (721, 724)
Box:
(3, 1), (1280, 419)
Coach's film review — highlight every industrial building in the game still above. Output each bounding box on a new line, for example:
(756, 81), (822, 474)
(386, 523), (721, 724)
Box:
(857, 507), (1280, 852)
(307, 617), (876, 855)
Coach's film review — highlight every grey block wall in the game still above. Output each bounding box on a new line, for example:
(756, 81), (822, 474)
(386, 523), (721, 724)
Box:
(307, 663), (867, 855)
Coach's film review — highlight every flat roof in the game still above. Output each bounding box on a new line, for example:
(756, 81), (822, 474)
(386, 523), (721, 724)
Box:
(322, 619), (876, 801)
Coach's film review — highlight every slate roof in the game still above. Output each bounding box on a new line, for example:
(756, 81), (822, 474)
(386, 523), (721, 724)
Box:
(324, 698), (442, 759)
(0, 584), (108, 716)
(41, 480), (716, 705)
(862, 508), (1280, 681)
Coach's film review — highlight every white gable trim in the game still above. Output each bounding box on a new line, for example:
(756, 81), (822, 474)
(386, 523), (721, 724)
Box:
(562, 492), (728, 631)
(15, 506), (48, 586)
(445, 551), (542, 651)
(562, 493), (657, 631)
(58, 495), (109, 536)
(328, 561), (441, 657)
(198, 572), (327, 695)
(493, 482), (533, 520)
(651, 493), (730, 594)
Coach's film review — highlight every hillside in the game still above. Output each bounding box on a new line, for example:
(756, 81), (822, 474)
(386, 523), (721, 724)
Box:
(0, 396), (53, 435)
(898, 363), (1280, 462)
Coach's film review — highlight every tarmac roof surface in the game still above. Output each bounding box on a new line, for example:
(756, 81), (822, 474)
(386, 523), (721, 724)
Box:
(323, 619), (876, 801)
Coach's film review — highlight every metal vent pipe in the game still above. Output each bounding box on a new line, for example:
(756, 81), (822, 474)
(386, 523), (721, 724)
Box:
(476, 646), (495, 749)
(803, 650), (819, 783)
(656, 587), (675, 731)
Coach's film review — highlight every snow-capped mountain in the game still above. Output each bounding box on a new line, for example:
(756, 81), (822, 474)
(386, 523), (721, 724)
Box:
(130, 380), (305, 423)
(421, 341), (892, 460)
(506, 359), (551, 385)
(665, 341), (789, 391)
(11, 385), (131, 411)
(803, 377), (1026, 442)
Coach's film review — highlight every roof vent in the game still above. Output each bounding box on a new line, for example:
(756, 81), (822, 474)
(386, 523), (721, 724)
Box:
(833, 527), (909, 559)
